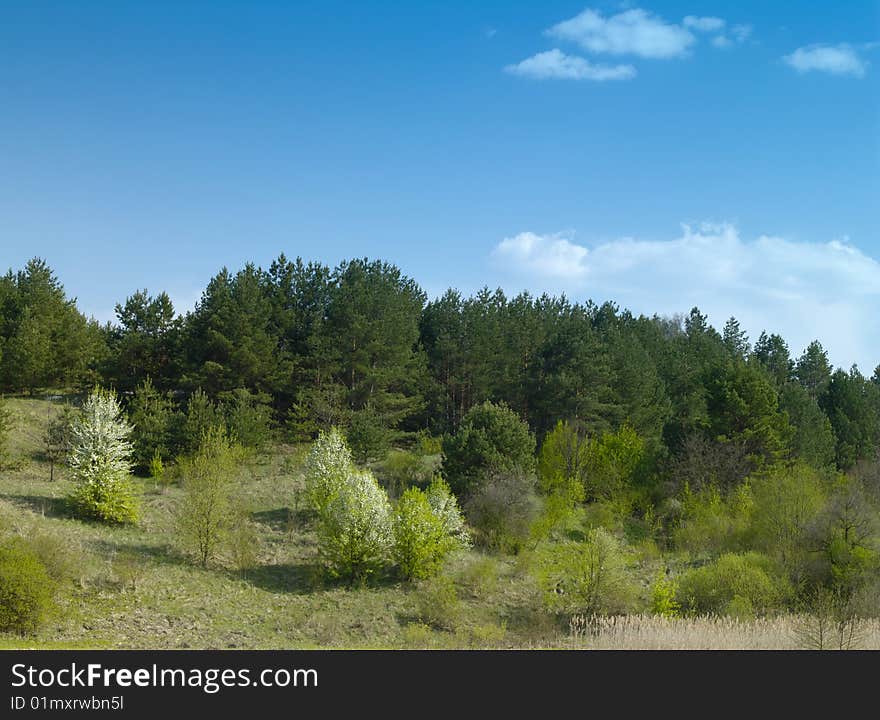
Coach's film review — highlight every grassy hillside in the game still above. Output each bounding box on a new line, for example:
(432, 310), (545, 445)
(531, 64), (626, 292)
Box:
(3, 395), (878, 650)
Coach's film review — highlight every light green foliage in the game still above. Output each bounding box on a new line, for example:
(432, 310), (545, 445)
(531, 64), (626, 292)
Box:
(302, 427), (353, 514)
(378, 449), (435, 498)
(149, 449), (169, 492)
(536, 527), (636, 615)
(585, 424), (645, 502)
(0, 538), (55, 634)
(650, 570), (680, 617)
(441, 401), (536, 496)
(176, 426), (241, 567)
(316, 468), (393, 581)
(673, 484), (753, 558)
(393, 488), (457, 580)
(748, 463), (826, 578)
(538, 420), (591, 495)
(67, 388), (139, 524)
(676, 552), (786, 617)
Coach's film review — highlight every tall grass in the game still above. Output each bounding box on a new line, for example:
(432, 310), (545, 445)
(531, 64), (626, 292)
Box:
(567, 614), (880, 650)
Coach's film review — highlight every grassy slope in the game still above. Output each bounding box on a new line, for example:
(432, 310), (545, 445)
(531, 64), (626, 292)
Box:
(0, 396), (556, 649)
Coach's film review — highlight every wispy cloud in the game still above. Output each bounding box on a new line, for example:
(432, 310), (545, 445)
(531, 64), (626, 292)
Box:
(490, 223), (880, 371)
(546, 8), (695, 59)
(504, 49), (637, 81)
(783, 43), (868, 77)
(683, 16), (725, 33)
(712, 23), (752, 49)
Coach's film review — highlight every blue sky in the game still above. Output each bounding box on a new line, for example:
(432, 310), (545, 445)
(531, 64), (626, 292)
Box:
(1, 1), (878, 370)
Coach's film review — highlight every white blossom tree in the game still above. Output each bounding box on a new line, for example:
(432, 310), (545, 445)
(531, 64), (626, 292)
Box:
(316, 468), (392, 581)
(67, 388), (139, 524)
(302, 426), (353, 513)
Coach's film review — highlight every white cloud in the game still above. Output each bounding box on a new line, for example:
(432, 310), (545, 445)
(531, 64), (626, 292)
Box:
(683, 16), (725, 32)
(783, 44), (867, 77)
(546, 8), (695, 59)
(712, 35), (732, 48)
(492, 232), (589, 277)
(490, 223), (880, 371)
(504, 49), (637, 81)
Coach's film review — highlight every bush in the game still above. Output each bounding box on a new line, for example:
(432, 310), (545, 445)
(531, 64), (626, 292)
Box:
(378, 449), (435, 498)
(442, 401), (535, 497)
(538, 420), (591, 495)
(425, 476), (471, 548)
(346, 408), (393, 465)
(650, 570), (680, 617)
(676, 552), (786, 617)
(175, 426), (240, 567)
(302, 427), (353, 514)
(0, 539), (55, 634)
(393, 488), (458, 580)
(67, 388), (139, 524)
(585, 424), (645, 502)
(316, 468), (393, 582)
(535, 528), (635, 615)
(673, 484), (752, 558)
(465, 468), (540, 553)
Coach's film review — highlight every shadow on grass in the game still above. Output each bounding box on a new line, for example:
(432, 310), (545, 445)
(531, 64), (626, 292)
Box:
(0, 493), (70, 519)
(242, 561), (400, 595)
(89, 538), (191, 568)
(251, 506), (312, 533)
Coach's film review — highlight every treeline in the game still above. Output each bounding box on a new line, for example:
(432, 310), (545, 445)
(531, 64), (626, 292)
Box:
(2, 255), (879, 479)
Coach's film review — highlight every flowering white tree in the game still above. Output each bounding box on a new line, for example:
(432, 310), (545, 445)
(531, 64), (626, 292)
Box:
(425, 476), (471, 549)
(302, 426), (352, 513)
(316, 468), (392, 581)
(67, 388), (139, 524)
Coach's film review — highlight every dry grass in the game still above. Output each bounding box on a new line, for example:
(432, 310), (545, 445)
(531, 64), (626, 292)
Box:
(566, 614), (880, 650)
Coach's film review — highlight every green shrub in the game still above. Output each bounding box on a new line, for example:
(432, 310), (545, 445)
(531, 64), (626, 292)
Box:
(393, 488), (458, 581)
(0, 539), (55, 634)
(535, 528), (636, 615)
(676, 552), (786, 617)
(673, 484), (752, 558)
(378, 449), (435, 498)
(179, 389), (222, 454)
(442, 401), (535, 497)
(129, 377), (176, 471)
(0, 398), (14, 470)
(175, 426), (241, 567)
(650, 570), (680, 617)
(465, 468), (540, 553)
(424, 476), (471, 549)
(538, 420), (591, 495)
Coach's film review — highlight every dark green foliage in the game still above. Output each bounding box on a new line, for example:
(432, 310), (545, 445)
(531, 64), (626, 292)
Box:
(820, 368), (880, 470)
(129, 377), (176, 470)
(220, 387), (273, 450)
(346, 408), (393, 465)
(180, 389), (222, 454)
(779, 382), (836, 469)
(442, 401), (536, 497)
(0, 539), (55, 634)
